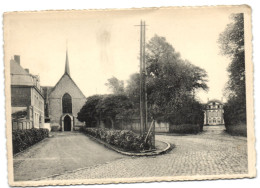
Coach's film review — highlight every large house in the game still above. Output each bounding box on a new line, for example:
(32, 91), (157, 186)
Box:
(43, 50), (86, 131)
(10, 55), (45, 130)
(204, 99), (225, 125)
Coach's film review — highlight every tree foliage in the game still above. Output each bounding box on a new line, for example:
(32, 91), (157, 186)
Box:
(77, 94), (134, 128)
(77, 95), (103, 126)
(218, 13), (245, 100)
(79, 35), (208, 128)
(105, 76), (125, 94)
(96, 94), (134, 127)
(126, 35), (208, 124)
(218, 13), (246, 126)
(125, 73), (140, 108)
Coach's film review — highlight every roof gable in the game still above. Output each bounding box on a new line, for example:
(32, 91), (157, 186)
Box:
(10, 59), (29, 75)
(49, 73), (86, 99)
(10, 60), (35, 86)
(206, 99), (223, 105)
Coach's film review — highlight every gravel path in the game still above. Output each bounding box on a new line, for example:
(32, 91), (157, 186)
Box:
(13, 132), (125, 181)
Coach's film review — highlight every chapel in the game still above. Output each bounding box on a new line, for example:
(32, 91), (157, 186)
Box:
(43, 50), (86, 131)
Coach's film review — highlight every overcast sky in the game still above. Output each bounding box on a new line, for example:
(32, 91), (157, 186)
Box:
(5, 7), (240, 103)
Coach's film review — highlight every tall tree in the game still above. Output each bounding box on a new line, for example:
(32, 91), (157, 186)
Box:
(105, 76), (125, 94)
(218, 13), (245, 100)
(218, 13), (246, 126)
(146, 35), (208, 120)
(125, 35), (208, 124)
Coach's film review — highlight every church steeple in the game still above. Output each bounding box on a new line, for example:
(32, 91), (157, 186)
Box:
(65, 47), (70, 76)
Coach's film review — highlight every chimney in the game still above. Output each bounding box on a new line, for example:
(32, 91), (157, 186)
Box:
(14, 55), (20, 64)
(25, 69), (30, 73)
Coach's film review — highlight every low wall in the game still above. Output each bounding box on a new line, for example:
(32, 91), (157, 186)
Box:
(121, 122), (140, 133)
(12, 119), (33, 130)
(93, 120), (202, 134)
(169, 124), (202, 134)
(154, 122), (169, 133)
(116, 121), (169, 133)
(42, 123), (51, 132)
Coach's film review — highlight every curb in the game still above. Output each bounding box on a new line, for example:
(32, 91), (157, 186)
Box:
(85, 134), (172, 156)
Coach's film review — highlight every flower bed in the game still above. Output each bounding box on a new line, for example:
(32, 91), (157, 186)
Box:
(12, 128), (49, 155)
(81, 128), (152, 152)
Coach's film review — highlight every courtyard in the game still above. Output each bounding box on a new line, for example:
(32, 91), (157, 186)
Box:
(13, 126), (248, 181)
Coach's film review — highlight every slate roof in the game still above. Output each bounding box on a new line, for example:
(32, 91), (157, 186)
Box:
(10, 59), (34, 86)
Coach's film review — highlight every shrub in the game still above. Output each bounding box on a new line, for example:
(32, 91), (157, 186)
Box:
(12, 128), (49, 155)
(80, 128), (152, 152)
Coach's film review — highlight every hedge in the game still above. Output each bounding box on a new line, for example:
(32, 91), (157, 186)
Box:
(225, 124), (247, 137)
(12, 128), (49, 155)
(223, 96), (247, 137)
(80, 128), (152, 152)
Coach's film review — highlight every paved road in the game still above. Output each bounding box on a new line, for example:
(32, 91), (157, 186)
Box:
(14, 126), (248, 181)
(13, 132), (124, 181)
(44, 126), (248, 180)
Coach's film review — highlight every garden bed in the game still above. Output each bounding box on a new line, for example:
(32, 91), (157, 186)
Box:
(80, 128), (153, 153)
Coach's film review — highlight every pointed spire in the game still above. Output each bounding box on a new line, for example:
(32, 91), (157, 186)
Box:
(65, 42), (70, 76)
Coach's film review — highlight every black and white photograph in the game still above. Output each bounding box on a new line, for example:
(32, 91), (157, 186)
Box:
(3, 5), (255, 186)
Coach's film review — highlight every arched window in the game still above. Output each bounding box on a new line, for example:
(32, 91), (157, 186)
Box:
(62, 93), (72, 113)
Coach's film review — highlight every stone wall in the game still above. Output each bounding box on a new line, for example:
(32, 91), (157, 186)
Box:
(111, 119), (170, 133)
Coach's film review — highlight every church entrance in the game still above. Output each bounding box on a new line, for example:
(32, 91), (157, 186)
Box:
(64, 115), (71, 131)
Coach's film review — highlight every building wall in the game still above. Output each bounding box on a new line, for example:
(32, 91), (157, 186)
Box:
(31, 88), (45, 128)
(11, 87), (31, 107)
(11, 85), (45, 129)
(204, 100), (224, 125)
(48, 98), (62, 126)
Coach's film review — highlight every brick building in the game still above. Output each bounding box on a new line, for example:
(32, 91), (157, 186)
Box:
(10, 55), (45, 129)
(43, 50), (86, 131)
(204, 99), (225, 125)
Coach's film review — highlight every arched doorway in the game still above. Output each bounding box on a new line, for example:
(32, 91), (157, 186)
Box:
(64, 115), (71, 131)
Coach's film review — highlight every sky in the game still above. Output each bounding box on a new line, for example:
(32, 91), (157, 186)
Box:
(4, 7), (239, 103)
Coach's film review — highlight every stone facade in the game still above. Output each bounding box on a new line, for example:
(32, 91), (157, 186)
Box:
(43, 51), (86, 131)
(204, 99), (224, 125)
